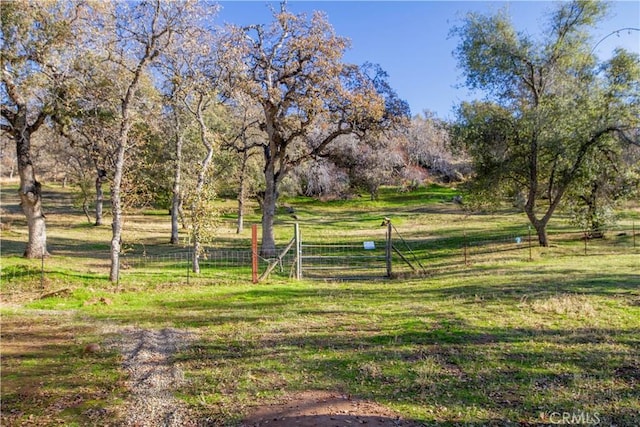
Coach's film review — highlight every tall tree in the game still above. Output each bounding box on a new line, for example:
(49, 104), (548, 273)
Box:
(222, 97), (263, 234)
(159, 17), (241, 272)
(565, 48), (640, 236)
(1, 0), (85, 257)
(52, 53), (124, 227)
(452, 0), (639, 246)
(227, 5), (408, 255)
(93, 0), (201, 282)
(157, 33), (198, 245)
(154, 7), (226, 247)
(167, 88), (186, 244)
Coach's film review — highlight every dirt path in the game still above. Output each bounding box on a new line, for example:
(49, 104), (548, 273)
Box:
(110, 327), (196, 427)
(109, 327), (423, 427)
(241, 390), (424, 427)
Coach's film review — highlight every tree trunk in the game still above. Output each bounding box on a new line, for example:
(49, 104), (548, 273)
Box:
(170, 114), (183, 244)
(192, 239), (201, 274)
(170, 190), (181, 244)
(188, 94), (215, 273)
(104, 0), (164, 283)
(533, 220), (550, 247)
(525, 205), (550, 247)
(95, 174), (104, 226)
(261, 159), (278, 257)
(236, 151), (249, 234)
(584, 183), (604, 238)
(16, 131), (48, 258)
(19, 177), (48, 258)
(237, 188), (245, 234)
(82, 198), (91, 223)
(109, 143), (125, 283)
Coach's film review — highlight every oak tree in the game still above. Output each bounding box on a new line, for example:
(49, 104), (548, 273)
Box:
(452, 0), (639, 246)
(92, 0), (202, 282)
(227, 5), (408, 255)
(1, 0), (85, 257)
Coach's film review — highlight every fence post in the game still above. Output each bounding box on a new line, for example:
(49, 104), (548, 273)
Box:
(41, 251), (45, 290)
(252, 224), (258, 284)
(584, 228), (588, 256)
(294, 223), (302, 279)
(463, 230), (468, 266)
(186, 234), (191, 285)
(634, 221), (637, 249)
(528, 225), (532, 261)
(386, 221), (392, 277)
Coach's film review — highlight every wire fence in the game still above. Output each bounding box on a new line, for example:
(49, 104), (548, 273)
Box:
(300, 241), (388, 280)
(123, 248), (254, 270)
(1, 223), (638, 287)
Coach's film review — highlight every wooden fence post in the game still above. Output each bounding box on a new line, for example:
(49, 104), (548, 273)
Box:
(464, 229), (468, 266)
(386, 221), (392, 277)
(295, 222), (302, 280)
(252, 224), (258, 284)
(528, 225), (532, 261)
(41, 251), (45, 290)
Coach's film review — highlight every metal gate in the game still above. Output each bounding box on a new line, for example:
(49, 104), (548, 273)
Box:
(254, 222), (423, 282)
(296, 221), (392, 280)
(300, 241), (389, 280)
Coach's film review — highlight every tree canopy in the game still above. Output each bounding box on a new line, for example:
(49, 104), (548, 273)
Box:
(452, 0), (639, 246)
(225, 4), (409, 255)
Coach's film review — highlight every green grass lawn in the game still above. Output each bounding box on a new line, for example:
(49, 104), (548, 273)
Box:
(1, 181), (639, 425)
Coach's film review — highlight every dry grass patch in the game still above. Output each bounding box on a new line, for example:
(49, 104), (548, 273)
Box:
(524, 294), (597, 317)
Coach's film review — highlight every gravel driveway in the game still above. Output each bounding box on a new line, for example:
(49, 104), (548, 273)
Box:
(111, 327), (196, 427)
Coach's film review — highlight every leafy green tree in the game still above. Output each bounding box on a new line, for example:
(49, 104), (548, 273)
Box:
(51, 47), (127, 226)
(88, 0), (205, 282)
(452, 0), (639, 246)
(565, 48), (640, 237)
(54, 54), (162, 226)
(1, 0), (86, 257)
(160, 79), (189, 244)
(564, 126), (640, 237)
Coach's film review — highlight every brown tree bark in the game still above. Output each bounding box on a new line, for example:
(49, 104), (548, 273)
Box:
(16, 130), (49, 258)
(95, 171), (106, 226)
(3, 96), (49, 258)
(236, 150), (249, 234)
(260, 157), (279, 257)
(170, 119), (183, 245)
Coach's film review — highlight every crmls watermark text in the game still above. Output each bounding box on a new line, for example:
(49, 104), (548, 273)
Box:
(540, 411), (601, 425)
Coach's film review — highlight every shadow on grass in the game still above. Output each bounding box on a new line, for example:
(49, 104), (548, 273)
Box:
(414, 269), (640, 300)
(0, 236), (112, 258)
(176, 308), (638, 425)
(0, 313), (124, 426)
(68, 275), (639, 424)
(79, 265), (640, 324)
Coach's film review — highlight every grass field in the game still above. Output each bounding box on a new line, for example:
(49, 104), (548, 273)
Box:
(1, 181), (639, 426)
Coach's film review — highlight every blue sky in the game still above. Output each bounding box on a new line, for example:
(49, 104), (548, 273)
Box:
(216, 1), (640, 120)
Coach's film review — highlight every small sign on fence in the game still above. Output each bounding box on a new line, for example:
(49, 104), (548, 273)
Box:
(363, 241), (376, 250)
